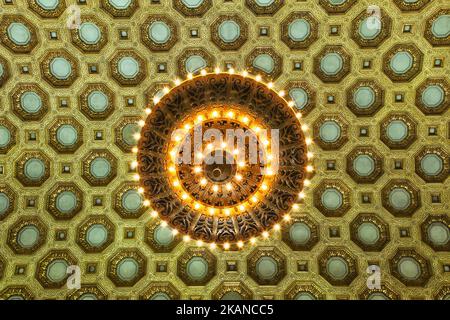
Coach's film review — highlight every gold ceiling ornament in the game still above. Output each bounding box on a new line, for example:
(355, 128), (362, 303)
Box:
(136, 70), (313, 249)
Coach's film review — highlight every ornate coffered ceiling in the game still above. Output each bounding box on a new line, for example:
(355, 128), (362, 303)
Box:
(0, 0), (449, 300)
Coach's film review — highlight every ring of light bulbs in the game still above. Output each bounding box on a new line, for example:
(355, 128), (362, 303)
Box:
(132, 68), (314, 250)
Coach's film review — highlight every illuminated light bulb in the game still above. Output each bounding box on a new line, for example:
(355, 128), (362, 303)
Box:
(170, 150), (177, 158)
(261, 184), (268, 191)
(299, 191), (306, 199)
(288, 101), (295, 107)
(267, 154), (273, 161)
(267, 82), (274, 89)
(174, 135), (181, 142)
(169, 166), (176, 173)
(212, 185), (219, 192)
(200, 69), (207, 76)
(305, 138), (312, 146)
(132, 147), (138, 154)
(210, 243), (217, 250)
(133, 174), (140, 181)
(144, 200), (150, 207)
(221, 142), (227, 149)
(194, 203), (201, 210)
(235, 174), (243, 181)
(209, 208), (215, 215)
(153, 96), (160, 104)
(197, 240), (204, 247)
(131, 161), (138, 169)
(184, 124), (191, 130)
(151, 210), (158, 217)
(193, 166), (202, 174)
(283, 214), (291, 222)
(301, 124), (309, 132)
(237, 241), (244, 248)
(161, 221), (168, 228)
(174, 79), (181, 86)
(232, 149), (239, 155)
(187, 73), (193, 79)
(242, 70), (248, 77)
(172, 229), (179, 236)
(304, 179), (311, 187)
(238, 205), (245, 212)
(145, 108), (152, 115)
(181, 193), (188, 200)
(253, 126), (261, 133)
(172, 181), (180, 187)
(223, 242), (230, 250)
(228, 68), (235, 75)
(296, 112), (302, 119)
(206, 143), (213, 150)
(306, 165), (314, 172)
(215, 67), (221, 74)
(212, 110), (219, 118)
(200, 178), (207, 186)
(251, 196), (258, 203)
(279, 90), (285, 97)
(227, 111), (235, 118)
(238, 161), (245, 168)
(273, 224), (281, 231)
(138, 120), (145, 127)
(242, 116), (249, 124)
(266, 168), (274, 176)
(138, 187), (144, 194)
(307, 152), (314, 159)
(224, 208), (231, 215)
(196, 152), (204, 159)
(250, 237), (256, 245)
(255, 75), (262, 82)
(292, 204), (299, 210)
(263, 139), (269, 146)
(262, 231), (269, 239)
(197, 115), (204, 122)
(183, 235), (190, 242)
(163, 87), (170, 94)
(226, 183), (232, 191)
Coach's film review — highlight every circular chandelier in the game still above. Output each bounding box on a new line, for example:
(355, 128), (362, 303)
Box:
(135, 70), (312, 249)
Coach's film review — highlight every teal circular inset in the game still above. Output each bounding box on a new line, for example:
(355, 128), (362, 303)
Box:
(17, 225), (39, 248)
(288, 19), (311, 42)
(386, 120), (408, 142)
(0, 193), (9, 215)
(431, 15), (450, 38)
(46, 260), (69, 282)
(24, 158), (45, 180)
(353, 87), (375, 109)
(256, 257), (278, 280)
(154, 225), (174, 246)
(56, 125), (78, 146)
(221, 292), (243, 300)
(255, 0), (275, 5)
(186, 257), (208, 280)
(0, 126), (11, 147)
(326, 257), (348, 280)
(121, 190), (143, 213)
(151, 293), (170, 300)
(56, 191), (77, 214)
(86, 224), (108, 247)
(79, 22), (101, 45)
(149, 22), (171, 44)
(108, 0), (132, 9)
(328, 0), (346, 4)
(79, 293), (98, 300)
(289, 222), (311, 245)
(427, 222), (449, 246)
(0, 63), (3, 77)
(353, 155), (375, 177)
(420, 154), (443, 176)
(321, 188), (343, 210)
(357, 222), (380, 245)
(88, 91), (109, 113)
(118, 57), (139, 79)
(181, 0), (204, 8)
(50, 57), (72, 80)
(295, 292), (316, 300)
(389, 188), (411, 210)
(20, 91), (42, 113)
(89, 157), (111, 179)
(117, 258), (139, 281)
(36, 0), (59, 10)
(320, 53), (343, 76)
(390, 51), (413, 74)
(7, 296), (25, 301)
(218, 21), (240, 43)
(421, 85), (445, 108)
(253, 54), (275, 73)
(185, 55), (207, 74)
(7, 23), (31, 46)
(319, 121), (341, 143)
(358, 18), (381, 40)
(289, 88), (308, 110)
(398, 257), (421, 280)
(122, 123), (140, 146)
(368, 293), (389, 300)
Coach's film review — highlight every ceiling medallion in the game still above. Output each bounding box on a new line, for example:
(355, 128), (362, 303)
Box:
(136, 70), (313, 249)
